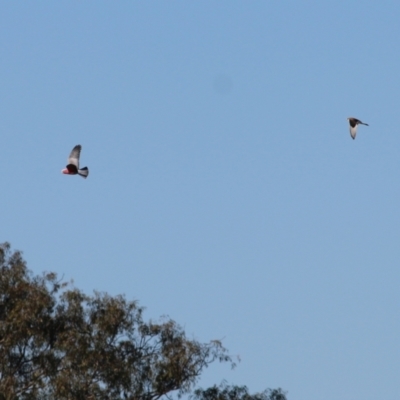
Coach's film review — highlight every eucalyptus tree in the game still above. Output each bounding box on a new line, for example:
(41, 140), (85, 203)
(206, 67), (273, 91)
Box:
(0, 243), (286, 400)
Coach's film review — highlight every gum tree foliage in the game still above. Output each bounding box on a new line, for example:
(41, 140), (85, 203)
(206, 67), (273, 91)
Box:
(0, 243), (287, 400)
(191, 383), (287, 400)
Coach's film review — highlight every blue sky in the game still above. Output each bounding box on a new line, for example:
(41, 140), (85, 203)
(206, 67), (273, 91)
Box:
(1, 2), (400, 399)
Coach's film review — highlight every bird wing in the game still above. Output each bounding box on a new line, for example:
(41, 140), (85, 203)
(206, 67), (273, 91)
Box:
(67, 145), (81, 168)
(350, 125), (357, 139)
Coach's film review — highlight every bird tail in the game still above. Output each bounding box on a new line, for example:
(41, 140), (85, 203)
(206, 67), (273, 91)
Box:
(78, 167), (89, 178)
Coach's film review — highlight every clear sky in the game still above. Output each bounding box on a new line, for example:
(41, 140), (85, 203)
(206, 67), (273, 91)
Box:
(1, 2), (400, 399)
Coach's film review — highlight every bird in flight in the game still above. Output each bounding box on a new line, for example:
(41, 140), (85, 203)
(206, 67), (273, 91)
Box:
(61, 145), (89, 178)
(347, 117), (369, 140)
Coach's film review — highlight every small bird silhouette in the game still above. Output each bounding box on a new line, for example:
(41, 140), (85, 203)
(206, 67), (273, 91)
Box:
(61, 145), (89, 178)
(347, 117), (369, 140)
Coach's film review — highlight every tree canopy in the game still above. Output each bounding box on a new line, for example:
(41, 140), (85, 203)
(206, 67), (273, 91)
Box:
(0, 243), (287, 400)
(191, 383), (287, 400)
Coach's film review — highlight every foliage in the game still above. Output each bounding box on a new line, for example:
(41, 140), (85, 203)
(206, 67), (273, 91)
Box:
(0, 243), (286, 400)
(191, 382), (287, 400)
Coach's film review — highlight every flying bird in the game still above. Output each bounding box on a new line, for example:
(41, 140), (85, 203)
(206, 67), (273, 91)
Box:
(61, 145), (89, 178)
(347, 117), (369, 140)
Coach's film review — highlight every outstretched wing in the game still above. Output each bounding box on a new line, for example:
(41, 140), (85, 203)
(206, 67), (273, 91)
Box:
(350, 125), (357, 139)
(67, 145), (81, 168)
